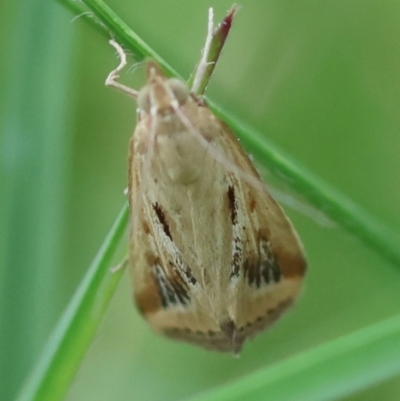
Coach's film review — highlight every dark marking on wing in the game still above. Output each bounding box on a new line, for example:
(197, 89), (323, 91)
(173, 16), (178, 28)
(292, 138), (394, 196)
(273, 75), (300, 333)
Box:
(168, 253), (198, 286)
(227, 185), (237, 224)
(243, 237), (281, 288)
(182, 262), (197, 285)
(153, 202), (172, 239)
(153, 262), (190, 308)
(228, 185), (242, 279)
(142, 220), (151, 234)
(230, 238), (241, 279)
(220, 319), (236, 339)
(237, 298), (293, 333)
(249, 198), (256, 212)
(137, 250), (197, 313)
(134, 270), (163, 315)
(164, 321), (244, 353)
(260, 238), (281, 284)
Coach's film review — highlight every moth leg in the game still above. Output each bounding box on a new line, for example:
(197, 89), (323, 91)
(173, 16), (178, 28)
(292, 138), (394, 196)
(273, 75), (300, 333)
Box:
(106, 40), (139, 98)
(110, 257), (128, 273)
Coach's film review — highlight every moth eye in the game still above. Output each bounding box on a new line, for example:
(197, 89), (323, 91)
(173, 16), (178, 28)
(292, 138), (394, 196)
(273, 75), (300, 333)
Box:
(167, 78), (190, 105)
(137, 86), (151, 112)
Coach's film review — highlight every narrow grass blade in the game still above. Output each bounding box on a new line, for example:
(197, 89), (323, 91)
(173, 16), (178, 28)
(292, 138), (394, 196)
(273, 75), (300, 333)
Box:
(16, 204), (128, 401)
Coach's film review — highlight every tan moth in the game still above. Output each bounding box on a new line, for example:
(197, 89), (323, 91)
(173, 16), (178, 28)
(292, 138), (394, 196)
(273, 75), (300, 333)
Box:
(106, 15), (306, 354)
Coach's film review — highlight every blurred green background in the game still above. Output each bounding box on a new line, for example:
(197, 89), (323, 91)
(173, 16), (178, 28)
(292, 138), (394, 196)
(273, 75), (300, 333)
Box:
(1, 0), (400, 400)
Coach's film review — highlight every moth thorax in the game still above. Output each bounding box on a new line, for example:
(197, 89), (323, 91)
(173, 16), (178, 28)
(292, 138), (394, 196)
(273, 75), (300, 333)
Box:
(137, 78), (190, 113)
(156, 131), (208, 185)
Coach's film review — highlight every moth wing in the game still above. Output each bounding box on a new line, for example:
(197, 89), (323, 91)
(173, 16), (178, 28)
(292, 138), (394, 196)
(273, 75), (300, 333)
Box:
(216, 119), (307, 343)
(128, 120), (238, 351)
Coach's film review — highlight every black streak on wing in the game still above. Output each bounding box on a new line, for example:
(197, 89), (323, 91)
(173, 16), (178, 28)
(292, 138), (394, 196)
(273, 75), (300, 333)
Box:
(172, 257), (197, 285)
(244, 237), (281, 288)
(153, 202), (172, 239)
(227, 185), (241, 279)
(149, 201), (197, 308)
(260, 239), (281, 284)
(227, 185), (237, 224)
(154, 262), (190, 308)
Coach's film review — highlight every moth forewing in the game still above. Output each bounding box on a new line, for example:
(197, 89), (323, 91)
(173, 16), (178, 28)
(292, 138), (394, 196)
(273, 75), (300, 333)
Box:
(107, 42), (306, 353)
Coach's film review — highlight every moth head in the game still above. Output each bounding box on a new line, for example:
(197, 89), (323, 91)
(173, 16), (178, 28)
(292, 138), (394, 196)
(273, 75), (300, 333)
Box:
(137, 61), (190, 114)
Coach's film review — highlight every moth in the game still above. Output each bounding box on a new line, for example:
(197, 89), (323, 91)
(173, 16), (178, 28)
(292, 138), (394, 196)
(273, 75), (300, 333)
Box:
(106, 40), (306, 353)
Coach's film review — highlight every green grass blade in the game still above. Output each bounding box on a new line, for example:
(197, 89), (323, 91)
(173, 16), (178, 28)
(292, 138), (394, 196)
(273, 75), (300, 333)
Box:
(0, 1), (74, 399)
(16, 204), (128, 401)
(188, 314), (400, 401)
(188, 6), (238, 95)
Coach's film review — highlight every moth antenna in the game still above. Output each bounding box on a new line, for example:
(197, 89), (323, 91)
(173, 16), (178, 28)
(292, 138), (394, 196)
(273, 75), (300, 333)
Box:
(270, 186), (335, 227)
(106, 40), (139, 98)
